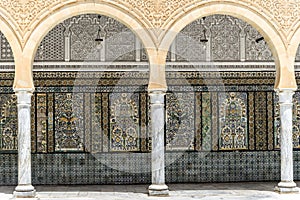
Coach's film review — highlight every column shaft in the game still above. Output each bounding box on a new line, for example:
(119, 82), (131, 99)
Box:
(14, 89), (36, 198)
(275, 90), (299, 193)
(148, 91), (169, 196)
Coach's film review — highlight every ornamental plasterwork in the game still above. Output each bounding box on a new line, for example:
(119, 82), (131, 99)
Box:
(0, 0), (299, 47)
(0, 0), (75, 44)
(121, 0), (300, 42)
(248, 0), (300, 40)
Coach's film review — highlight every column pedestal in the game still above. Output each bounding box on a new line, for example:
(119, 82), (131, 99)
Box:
(13, 89), (36, 198)
(149, 184), (169, 196)
(148, 91), (169, 196)
(274, 90), (299, 193)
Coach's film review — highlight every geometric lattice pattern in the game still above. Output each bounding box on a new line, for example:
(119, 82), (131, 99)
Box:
(35, 24), (65, 61)
(0, 32), (13, 61)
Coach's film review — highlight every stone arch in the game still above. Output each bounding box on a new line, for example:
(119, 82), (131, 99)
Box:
(288, 27), (300, 66)
(159, 2), (296, 90)
(15, 2), (155, 90)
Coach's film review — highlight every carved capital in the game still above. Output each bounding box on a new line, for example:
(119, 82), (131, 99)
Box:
(149, 91), (165, 104)
(277, 90), (294, 104)
(14, 88), (34, 105)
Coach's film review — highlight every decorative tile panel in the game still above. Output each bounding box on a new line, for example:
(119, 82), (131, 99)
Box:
(47, 93), (54, 153)
(0, 94), (17, 151)
(31, 93), (36, 153)
(102, 93), (109, 152)
(201, 92), (211, 151)
(36, 94), (47, 153)
(292, 92), (300, 149)
(255, 92), (267, 150)
(211, 92), (218, 151)
(54, 93), (84, 151)
(166, 92), (195, 151)
(84, 93), (91, 152)
(267, 92), (274, 150)
(248, 92), (255, 150)
(109, 93), (140, 152)
(195, 92), (201, 151)
(91, 93), (102, 153)
(140, 93), (148, 152)
(219, 92), (248, 150)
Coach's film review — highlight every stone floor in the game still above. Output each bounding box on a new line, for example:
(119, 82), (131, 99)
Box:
(1, 182), (300, 200)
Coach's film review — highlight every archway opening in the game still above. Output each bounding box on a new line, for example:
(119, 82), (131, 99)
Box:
(30, 13), (152, 185)
(163, 14), (293, 183)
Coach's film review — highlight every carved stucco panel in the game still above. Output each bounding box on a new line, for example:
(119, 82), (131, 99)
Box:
(249, 0), (300, 39)
(0, 0), (76, 45)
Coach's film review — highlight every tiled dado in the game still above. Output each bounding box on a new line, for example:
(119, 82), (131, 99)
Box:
(1, 151), (300, 185)
(1, 71), (300, 185)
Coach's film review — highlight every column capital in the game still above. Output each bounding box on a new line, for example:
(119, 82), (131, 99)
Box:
(149, 90), (165, 104)
(14, 88), (34, 94)
(276, 89), (294, 104)
(14, 88), (34, 105)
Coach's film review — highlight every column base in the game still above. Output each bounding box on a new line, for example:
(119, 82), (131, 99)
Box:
(13, 185), (36, 198)
(274, 181), (299, 193)
(148, 184), (169, 196)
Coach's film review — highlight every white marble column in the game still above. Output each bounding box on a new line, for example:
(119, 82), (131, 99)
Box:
(13, 89), (36, 198)
(148, 91), (169, 196)
(275, 90), (299, 193)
